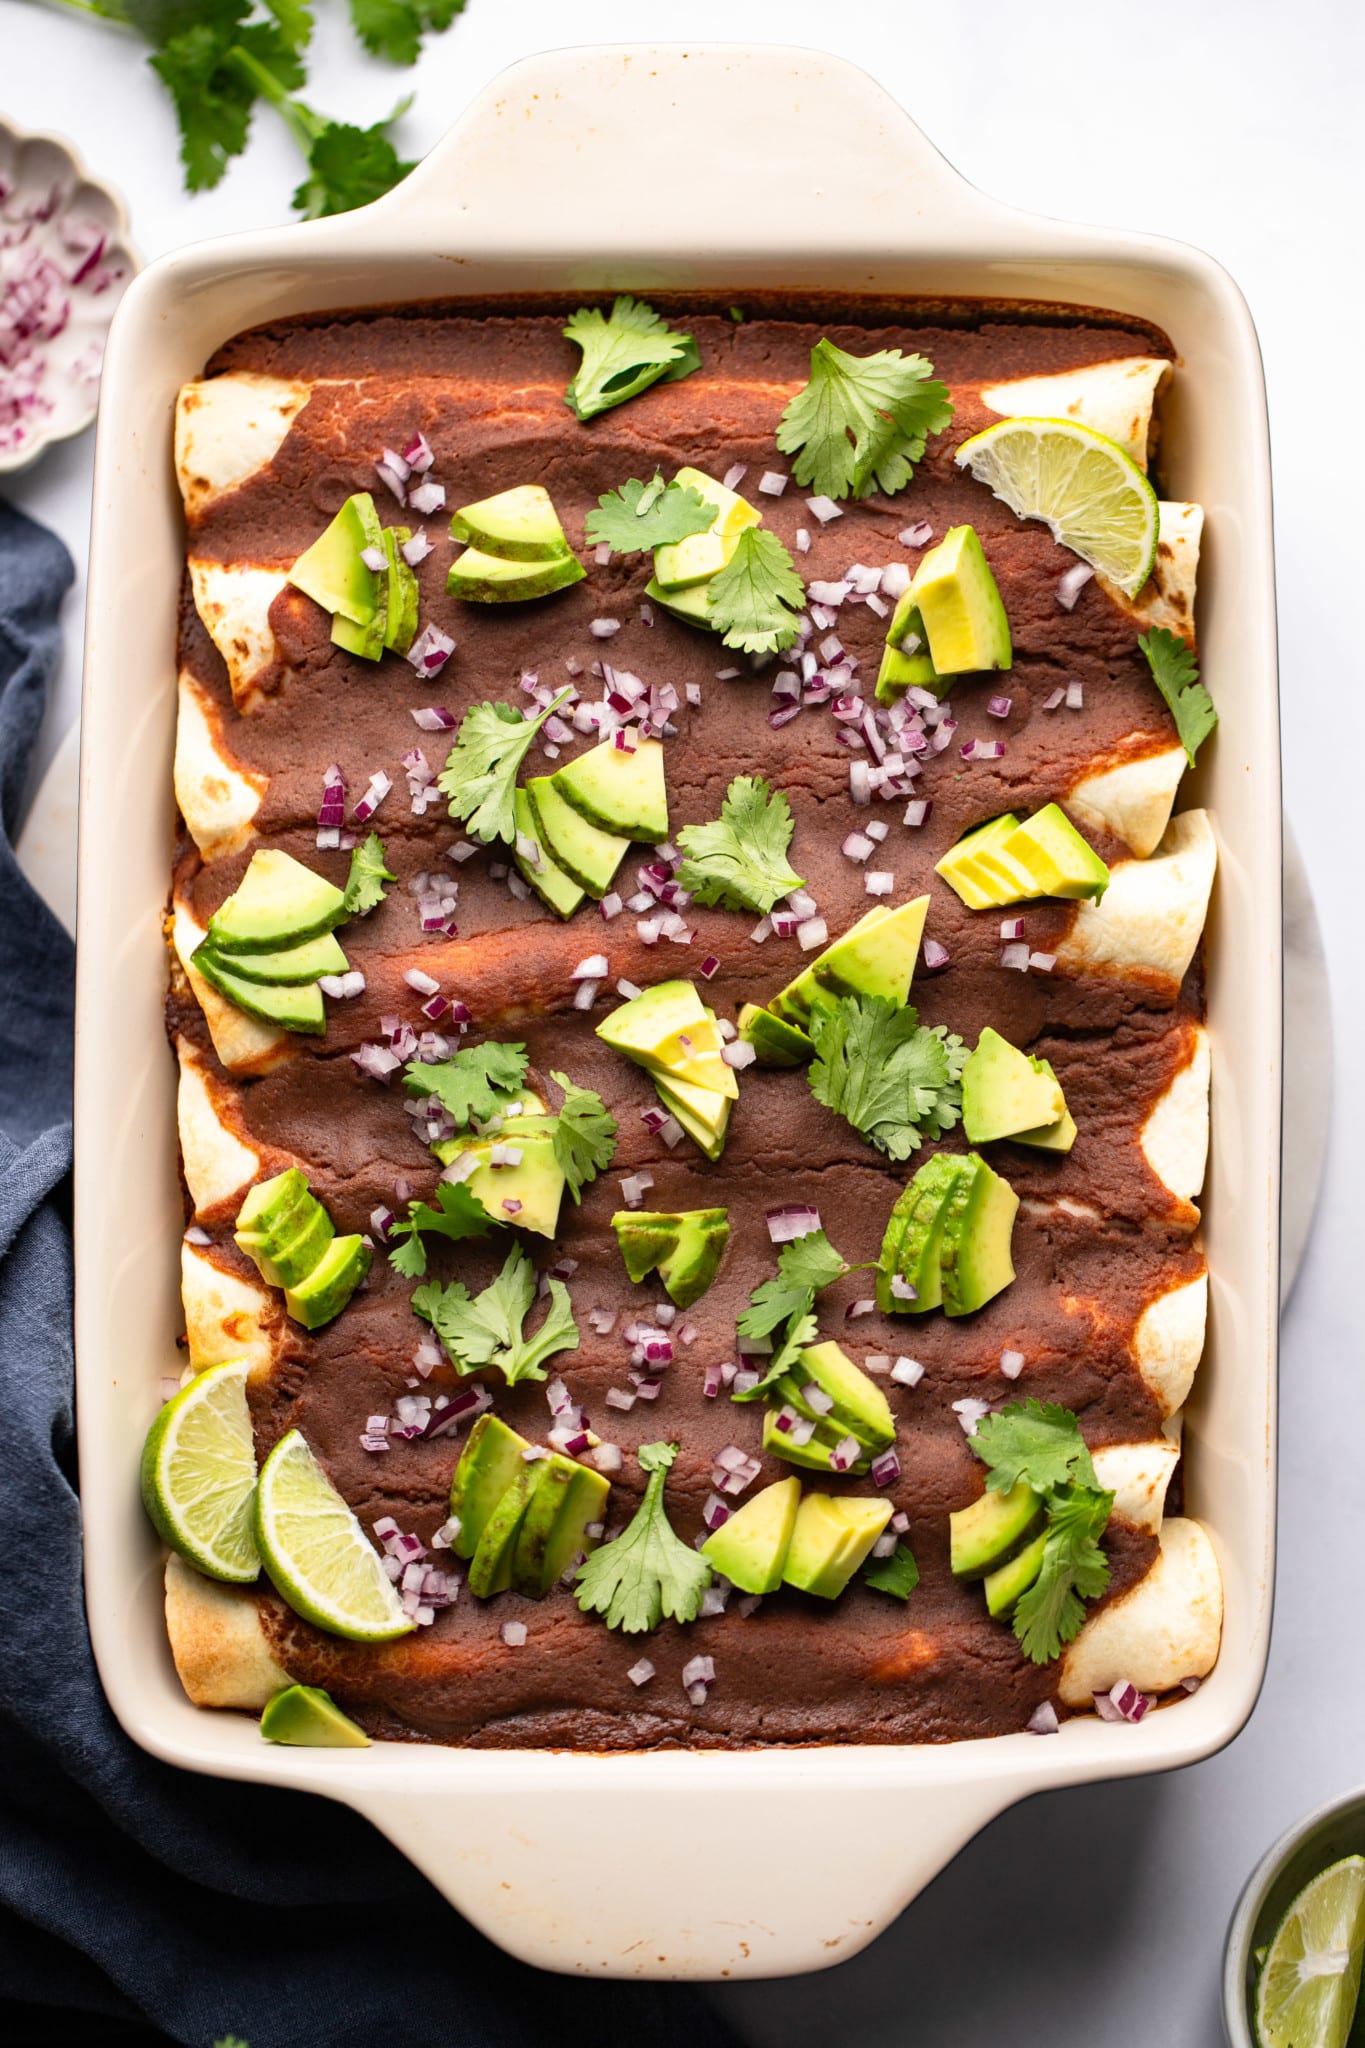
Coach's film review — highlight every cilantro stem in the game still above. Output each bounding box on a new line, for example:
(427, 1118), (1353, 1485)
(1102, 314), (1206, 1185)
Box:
(230, 43), (325, 156)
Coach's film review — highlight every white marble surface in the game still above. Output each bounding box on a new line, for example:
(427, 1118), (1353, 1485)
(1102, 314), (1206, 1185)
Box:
(2, 0), (1360, 2037)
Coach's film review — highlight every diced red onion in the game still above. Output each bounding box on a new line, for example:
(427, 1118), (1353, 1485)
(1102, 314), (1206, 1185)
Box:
(828, 1435), (862, 1474)
(758, 470), (788, 496)
(796, 915), (828, 952)
(865, 871), (894, 896)
(404, 967), (440, 997)
(410, 705), (455, 732)
(904, 798), (932, 829)
(870, 1450), (901, 1488)
(922, 939), (950, 973)
(960, 738), (1006, 762)
(1029, 952), (1057, 974)
(1000, 917), (1025, 940)
(183, 1224), (211, 1247)
(1057, 561), (1095, 610)
(1179, 1675), (1202, 1695)
(702, 1493), (731, 1532)
(359, 545), (387, 573)
(899, 521), (933, 547)
(1001, 941), (1030, 972)
(849, 760), (872, 806)
(406, 623), (456, 675)
(871, 1532), (899, 1559)
(1027, 1701), (1060, 1735)
(721, 1040), (756, 1070)
(986, 695), (1013, 719)
(722, 463), (747, 490)
(618, 1173), (653, 1209)
(769, 703), (802, 730)
(375, 457), (407, 503)
(627, 1657), (656, 1687)
(352, 770), (392, 822)
(590, 618), (621, 639)
(843, 830), (875, 862)
(845, 1299), (876, 1321)
(351, 1042), (401, 1081)
(952, 1397), (990, 1436)
(500, 1620), (528, 1648)
(805, 495), (842, 524)
(319, 970), (365, 999)
(1065, 680), (1084, 709)
(767, 1205), (822, 1244)
(1041, 686), (1066, 711)
(616, 978), (642, 1000)
(862, 1354), (890, 1376)
(795, 527), (811, 553)
(407, 480), (445, 515)
(999, 1348), (1025, 1380)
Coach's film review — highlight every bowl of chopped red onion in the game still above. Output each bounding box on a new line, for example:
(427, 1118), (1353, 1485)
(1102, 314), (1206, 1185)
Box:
(0, 117), (137, 472)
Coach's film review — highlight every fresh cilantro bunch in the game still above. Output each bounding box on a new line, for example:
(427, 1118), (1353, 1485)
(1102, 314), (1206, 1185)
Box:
(583, 473), (714, 554)
(342, 830), (395, 917)
(676, 775), (805, 916)
(412, 1244), (578, 1386)
(776, 338), (954, 501)
(437, 689), (572, 846)
(732, 1227), (853, 1403)
(707, 528), (806, 654)
(808, 997), (966, 1160)
(1138, 626), (1217, 766)
(970, 1399), (1114, 1665)
(573, 1442), (712, 1633)
(563, 298), (700, 421)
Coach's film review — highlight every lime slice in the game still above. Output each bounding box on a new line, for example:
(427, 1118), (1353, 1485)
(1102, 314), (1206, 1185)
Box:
(954, 417), (1159, 597)
(139, 1359), (260, 1583)
(260, 1683), (371, 1748)
(254, 1429), (412, 1642)
(1255, 1855), (1365, 2048)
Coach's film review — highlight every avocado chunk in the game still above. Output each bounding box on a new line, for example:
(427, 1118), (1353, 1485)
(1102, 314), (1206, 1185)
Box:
(653, 1075), (732, 1160)
(191, 950), (327, 1035)
(737, 1002), (813, 1067)
(934, 816), (1025, 911)
(652, 466), (761, 591)
(890, 1152), (976, 1314)
(527, 775), (629, 897)
(768, 898), (929, 1030)
(644, 574), (713, 628)
(793, 1340), (896, 1452)
(782, 1492), (894, 1600)
(260, 1683), (371, 1748)
(462, 1129), (567, 1238)
(450, 1413), (532, 1560)
(876, 590), (947, 704)
(983, 1526), (1049, 1617)
(235, 1168), (311, 1238)
(207, 849), (348, 954)
(287, 492), (383, 626)
(950, 1478), (1043, 1580)
(330, 568), (388, 659)
(876, 1180), (923, 1313)
(200, 930), (349, 987)
(961, 1027), (1067, 1145)
(512, 788), (585, 920)
(468, 1463), (537, 1598)
(552, 737), (668, 844)
(512, 1454), (610, 1597)
(908, 524), (1012, 675)
(382, 527), (419, 655)
(450, 483), (573, 563)
(1012, 1059), (1078, 1153)
(938, 1153), (1019, 1318)
(237, 1201), (334, 1289)
(701, 1475), (801, 1594)
(283, 1233), (371, 1328)
(446, 545), (585, 603)
(1002, 803), (1109, 901)
(761, 1406), (868, 1475)
(611, 1207), (730, 1308)
(596, 980), (736, 1098)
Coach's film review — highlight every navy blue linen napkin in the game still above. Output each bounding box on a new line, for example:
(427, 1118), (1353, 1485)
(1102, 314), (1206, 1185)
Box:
(0, 500), (741, 2048)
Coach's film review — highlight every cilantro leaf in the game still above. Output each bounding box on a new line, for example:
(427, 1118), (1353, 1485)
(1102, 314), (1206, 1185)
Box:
(563, 297), (699, 422)
(808, 997), (966, 1160)
(348, 0), (464, 65)
(148, 12), (273, 192)
(290, 100), (415, 218)
(413, 1245), (578, 1385)
(676, 775), (805, 915)
(342, 830), (395, 917)
(549, 1072), (617, 1203)
(1138, 626), (1217, 767)
(386, 1180), (494, 1279)
(970, 1397), (1100, 1496)
(737, 1230), (848, 1343)
(776, 338), (954, 501)
(403, 1041), (529, 1128)
(1012, 1486), (1113, 1665)
(863, 1541), (920, 1599)
(437, 688), (572, 846)
(706, 528), (806, 654)
(583, 473), (715, 554)
(574, 1441), (712, 1633)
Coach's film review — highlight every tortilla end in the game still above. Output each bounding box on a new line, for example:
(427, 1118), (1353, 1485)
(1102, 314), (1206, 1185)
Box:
(1067, 743), (1188, 860)
(181, 1240), (281, 1382)
(171, 900), (294, 1076)
(187, 559), (289, 712)
(175, 372), (311, 520)
(978, 355), (1171, 464)
(174, 670), (266, 859)
(1090, 1439), (1181, 1537)
(1140, 1025), (1211, 1206)
(1058, 1516), (1223, 1708)
(1133, 1273), (1208, 1417)
(1056, 809), (1217, 990)
(164, 1554), (290, 1710)
(175, 1035), (263, 1217)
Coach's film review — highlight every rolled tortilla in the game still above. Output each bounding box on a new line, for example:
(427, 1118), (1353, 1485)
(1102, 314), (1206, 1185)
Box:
(164, 1554), (290, 1709)
(175, 372), (311, 520)
(187, 559), (289, 714)
(181, 1239), (281, 1380)
(175, 1035), (264, 1216)
(174, 670), (266, 859)
(1100, 500), (1203, 642)
(978, 356), (1171, 466)
(1067, 742), (1188, 860)
(171, 898), (293, 1076)
(1056, 809), (1216, 992)
(1090, 1439), (1181, 1537)
(1139, 1024), (1210, 1207)
(1133, 1273), (1207, 1418)
(1059, 1515), (1221, 1707)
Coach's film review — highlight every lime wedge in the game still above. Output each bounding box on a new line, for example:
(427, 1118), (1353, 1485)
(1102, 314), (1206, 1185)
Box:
(1255, 1856), (1365, 2048)
(260, 1683), (371, 1748)
(140, 1359), (260, 1583)
(954, 417), (1159, 597)
(254, 1429), (412, 1642)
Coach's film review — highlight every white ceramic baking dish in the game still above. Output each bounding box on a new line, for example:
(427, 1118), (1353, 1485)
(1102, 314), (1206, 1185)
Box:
(73, 43), (1281, 1980)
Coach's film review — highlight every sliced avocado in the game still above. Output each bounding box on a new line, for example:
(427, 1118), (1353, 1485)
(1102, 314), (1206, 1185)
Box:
(876, 592), (947, 704)
(966, 835), (1048, 905)
(896, 1153), (975, 1313)
(654, 1075), (731, 1161)
(449, 484), (573, 564)
(934, 815), (1024, 911)
(464, 1130), (566, 1238)
(191, 950), (327, 1035)
(206, 849), (348, 954)
(794, 1340), (896, 1452)
(611, 1207), (730, 1308)
(611, 1211), (680, 1284)
(283, 1233), (371, 1328)
(909, 524), (1012, 674)
(876, 1181), (923, 1314)
(446, 546), (585, 603)
(1013, 1059), (1078, 1153)
(652, 467), (761, 591)
(509, 1453), (577, 1595)
(330, 575), (388, 660)
(287, 492), (383, 626)
(737, 1002), (813, 1067)
(761, 1405), (865, 1475)
(768, 899), (929, 1029)
(1001, 804), (1109, 901)
(512, 1454), (610, 1597)
(984, 1526), (1049, 1617)
(526, 775), (629, 897)
(237, 1201), (334, 1289)
(644, 574), (713, 628)
(938, 1152), (1019, 1318)
(236, 1168), (310, 1239)
(961, 1027), (1066, 1145)
(450, 1413), (532, 1561)
(950, 1478), (1043, 1580)
(382, 527), (419, 655)
(467, 1464), (538, 1598)
(596, 979), (735, 1097)
(767, 907), (886, 1029)
(701, 1475), (801, 1595)
(512, 788), (585, 920)
(782, 1491), (894, 1600)
(260, 1683), (370, 1748)
(197, 931), (349, 987)
(552, 737), (668, 844)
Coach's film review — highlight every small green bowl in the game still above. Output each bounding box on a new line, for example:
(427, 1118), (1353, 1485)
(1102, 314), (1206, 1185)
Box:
(1224, 1788), (1365, 2045)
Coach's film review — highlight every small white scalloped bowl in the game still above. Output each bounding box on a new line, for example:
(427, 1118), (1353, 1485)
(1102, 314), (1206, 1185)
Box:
(0, 116), (138, 474)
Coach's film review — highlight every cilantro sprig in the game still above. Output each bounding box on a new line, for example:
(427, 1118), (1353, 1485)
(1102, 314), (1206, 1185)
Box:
(776, 338), (954, 501)
(437, 688), (572, 846)
(342, 830), (395, 917)
(732, 1228), (854, 1404)
(412, 1244), (578, 1386)
(573, 1442), (712, 1633)
(403, 1041), (529, 1127)
(863, 1542), (920, 1599)
(808, 997), (966, 1160)
(563, 298), (700, 422)
(387, 1180), (495, 1279)
(676, 775), (805, 915)
(583, 473), (714, 554)
(706, 528), (806, 654)
(1138, 626), (1217, 767)
(550, 1072), (617, 1203)
(348, 0), (465, 66)
(969, 1400), (1114, 1666)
